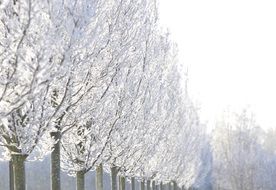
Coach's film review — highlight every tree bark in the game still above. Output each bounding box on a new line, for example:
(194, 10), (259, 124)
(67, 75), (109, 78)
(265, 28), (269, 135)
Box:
(160, 182), (163, 190)
(111, 166), (118, 190)
(11, 154), (26, 190)
(96, 164), (103, 190)
(168, 182), (171, 190)
(141, 180), (145, 190)
(172, 181), (177, 190)
(119, 176), (126, 190)
(155, 183), (159, 190)
(146, 180), (151, 190)
(9, 160), (14, 190)
(152, 181), (155, 190)
(131, 177), (135, 190)
(51, 131), (61, 190)
(76, 171), (85, 190)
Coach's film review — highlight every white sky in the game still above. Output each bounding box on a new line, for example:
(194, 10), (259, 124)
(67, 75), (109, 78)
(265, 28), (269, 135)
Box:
(159, 0), (276, 130)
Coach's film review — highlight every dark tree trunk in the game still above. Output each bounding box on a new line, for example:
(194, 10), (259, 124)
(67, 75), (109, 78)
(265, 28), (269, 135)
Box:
(11, 154), (26, 190)
(173, 181), (177, 190)
(96, 164), (103, 190)
(147, 180), (151, 190)
(141, 180), (145, 190)
(51, 131), (61, 190)
(119, 176), (126, 190)
(131, 177), (135, 190)
(156, 183), (159, 190)
(111, 166), (118, 190)
(168, 182), (172, 190)
(152, 181), (155, 190)
(9, 160), (14, 190)
(76, 170), (85, 190)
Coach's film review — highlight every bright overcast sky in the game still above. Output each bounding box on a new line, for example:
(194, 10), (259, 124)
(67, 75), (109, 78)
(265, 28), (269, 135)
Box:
(159, 0), (276, 130)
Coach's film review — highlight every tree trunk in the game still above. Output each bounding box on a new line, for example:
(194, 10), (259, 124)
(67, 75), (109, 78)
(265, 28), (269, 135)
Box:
(160, 182), (163, 190)
(51, 131), (61, 190)
(146, 180), (151, 190)
(168, 182), (171, 190)
(9, 160), (14, 190)
(111, 166), (118, 190)
(141, 180), (145, 190)
(76, 171), (85, 190)
(131, 177), (135, 190)
(152, 181), (155, 190)
(96, 164), (103, 190)
(119, 176), (126, 190)
(172, 181), (177, 190)
(11, 154), (26, 190)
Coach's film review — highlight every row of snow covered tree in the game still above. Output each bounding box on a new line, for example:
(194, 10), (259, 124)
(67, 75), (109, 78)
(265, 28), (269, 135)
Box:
(0, 1), (206, 190)
(1, 1), (276, 190)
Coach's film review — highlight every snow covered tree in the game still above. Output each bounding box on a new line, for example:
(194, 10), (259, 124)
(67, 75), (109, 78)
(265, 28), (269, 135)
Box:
(0, 1), (71, 189)
(0, 0), (61, 119)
